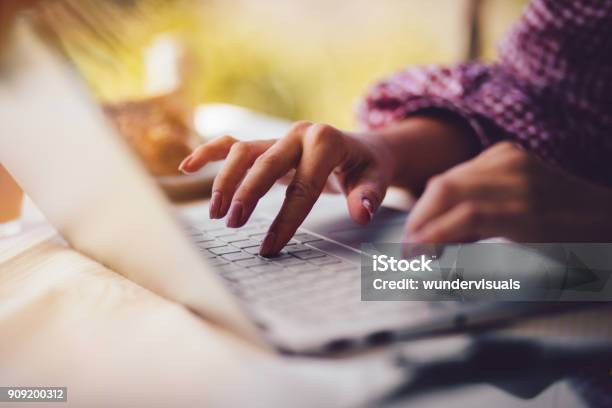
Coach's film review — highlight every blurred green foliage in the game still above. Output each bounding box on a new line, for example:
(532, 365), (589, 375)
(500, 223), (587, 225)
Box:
(58, 0), (526, 129)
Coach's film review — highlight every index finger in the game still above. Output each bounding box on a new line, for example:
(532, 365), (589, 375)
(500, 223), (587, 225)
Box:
(260, 125), (345, 256)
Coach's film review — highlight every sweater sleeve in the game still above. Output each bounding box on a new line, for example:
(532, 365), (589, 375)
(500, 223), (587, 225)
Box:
(357, 0), (612, 186)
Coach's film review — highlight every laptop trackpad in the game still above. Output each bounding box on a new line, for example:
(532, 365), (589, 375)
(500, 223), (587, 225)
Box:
(302, 194), (407, 250)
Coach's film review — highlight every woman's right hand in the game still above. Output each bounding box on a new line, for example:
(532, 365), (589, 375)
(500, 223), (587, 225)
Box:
(179, 121), (397, 256)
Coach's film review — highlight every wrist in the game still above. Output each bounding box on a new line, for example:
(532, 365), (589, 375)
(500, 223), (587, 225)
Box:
(363, 112), (480, 193)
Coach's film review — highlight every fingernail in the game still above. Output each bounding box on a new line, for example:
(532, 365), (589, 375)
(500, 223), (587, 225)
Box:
(178, 155), (193, 174)
(259, 232), (276, 256)
(226, 201), (244, 228)
(209, 191), (222, 219)
(362, 197), (374, 220)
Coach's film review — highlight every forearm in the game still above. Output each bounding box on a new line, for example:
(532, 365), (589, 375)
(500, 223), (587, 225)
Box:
(359, 111), (480, 193)
(358, 0), (612, 188)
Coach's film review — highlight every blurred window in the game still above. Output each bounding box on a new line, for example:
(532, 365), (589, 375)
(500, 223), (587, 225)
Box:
(45, 0), (527, 128)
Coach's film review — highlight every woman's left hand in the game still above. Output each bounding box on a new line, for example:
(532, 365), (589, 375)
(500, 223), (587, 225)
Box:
(405, 142), (612, 243)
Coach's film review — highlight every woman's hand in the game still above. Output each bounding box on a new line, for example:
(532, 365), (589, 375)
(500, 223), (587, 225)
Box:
(405, 142), (612, 243)
(180, 121), (396, 256)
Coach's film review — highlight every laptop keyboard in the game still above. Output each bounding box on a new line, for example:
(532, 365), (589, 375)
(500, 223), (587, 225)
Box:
(186, 216), (358, 283)
(183, 216), (373, 309)
(182, 214), (453, 352)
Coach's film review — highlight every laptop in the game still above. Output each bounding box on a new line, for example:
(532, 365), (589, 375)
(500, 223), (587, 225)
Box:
(0, 22), (544, 354)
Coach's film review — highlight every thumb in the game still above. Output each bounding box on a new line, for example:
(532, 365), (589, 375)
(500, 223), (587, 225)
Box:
(345, 170), (387, 225)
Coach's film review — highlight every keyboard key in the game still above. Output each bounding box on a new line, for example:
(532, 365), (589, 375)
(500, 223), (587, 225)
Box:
(218, 263), (242, 272)
(196, 240), (226, 249)
(238, 271), (287, 286)
(212, 230), (239, 238)
(272, 256), (305, 266)
(261, 249), (291, 259)
(236, 258), (270, 268)
(233, 239), (261, 249)
(331, 263), (358, 272)
(222, 251), (255, 262)
(244, 246), (263, 255)
(208, 257), (230, 267)
(286, 244), (311, 253)
(248, 232), (269, 240)
(292, 232), (323, 244)
(305, 240), (361, 263)
(198, 249), (217, 259)
(250, 265), (283, 273)
(209, 245), (241, 255)
(248, 216), (268, 223)
(292, 249), (326, 260)
(238, 224), (265, 233)
(200, 224), (227, 232)
(307, 255), (342, 266)
(222, 268), (254, 280)
(193, 235), (215, 243)
(219, 234), (250, 243)
(286, 263), (319, 272)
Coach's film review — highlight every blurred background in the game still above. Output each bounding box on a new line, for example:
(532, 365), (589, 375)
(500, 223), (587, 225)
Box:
(43, 0), (527, 129)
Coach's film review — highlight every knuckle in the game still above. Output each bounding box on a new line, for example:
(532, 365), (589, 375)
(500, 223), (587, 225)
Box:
(312, 122), (335, 136)
(289, 120), (312, 133)
(229, 141), (251, 156)
(286, 178), (316, 201)
(219, 134), (238, 145)
(492, 142), (530, 167)
(427, 175), (454, 202)
(305, 123), (342, 147)
(253, 152), (281, 168)
(493, 141), (516, 153)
